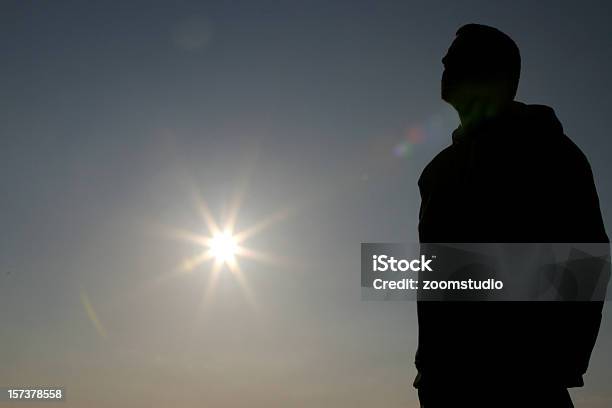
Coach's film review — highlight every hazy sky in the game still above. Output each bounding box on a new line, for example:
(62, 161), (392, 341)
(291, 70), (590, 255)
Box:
(1, 1), (612, 407)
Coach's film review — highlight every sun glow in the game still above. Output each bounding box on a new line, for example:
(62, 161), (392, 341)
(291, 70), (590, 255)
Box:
(162, 182), (294, 310)
(209, 231), (237, 263)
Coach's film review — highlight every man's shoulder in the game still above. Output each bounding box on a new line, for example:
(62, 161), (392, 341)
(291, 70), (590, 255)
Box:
(537, 129), (593, 179)
(516, 101), (589, 168)
(556, 133), (591, 169)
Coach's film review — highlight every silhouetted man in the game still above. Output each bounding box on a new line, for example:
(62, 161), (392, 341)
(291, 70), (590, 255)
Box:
(414, 24), (608, 407)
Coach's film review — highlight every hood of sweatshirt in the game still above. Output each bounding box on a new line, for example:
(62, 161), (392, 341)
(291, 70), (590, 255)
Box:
(451, 101), (564, 145)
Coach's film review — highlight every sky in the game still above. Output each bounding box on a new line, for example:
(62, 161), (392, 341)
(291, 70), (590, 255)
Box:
(1, 1), (612, 407)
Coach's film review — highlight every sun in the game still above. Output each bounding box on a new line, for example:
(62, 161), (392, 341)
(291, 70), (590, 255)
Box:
(208, 231), (237, 263)
(163, 184), (293, 310)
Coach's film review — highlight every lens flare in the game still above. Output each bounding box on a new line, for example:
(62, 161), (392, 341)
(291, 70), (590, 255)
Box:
(160, 181), (295, 314)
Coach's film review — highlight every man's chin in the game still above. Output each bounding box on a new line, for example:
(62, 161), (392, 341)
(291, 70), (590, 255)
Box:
(441, 90), (451, 103)
(440, 84), (453, 103)
(441, 87), (460, 105)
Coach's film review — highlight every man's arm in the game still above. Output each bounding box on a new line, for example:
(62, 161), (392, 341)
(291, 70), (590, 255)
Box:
(547, 136), (609, 386)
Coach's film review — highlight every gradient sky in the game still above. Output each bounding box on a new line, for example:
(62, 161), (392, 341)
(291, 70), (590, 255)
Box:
(1, 1), (612, 407)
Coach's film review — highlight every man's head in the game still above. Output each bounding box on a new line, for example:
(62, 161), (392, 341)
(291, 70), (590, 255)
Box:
(442, 24), (521, 113)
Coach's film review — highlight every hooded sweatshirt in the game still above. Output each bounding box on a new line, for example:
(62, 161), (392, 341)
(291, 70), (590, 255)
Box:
(415, 101), (609, 390)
